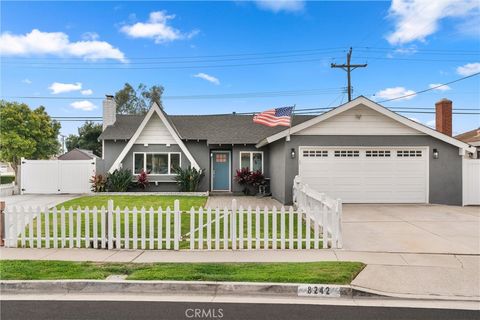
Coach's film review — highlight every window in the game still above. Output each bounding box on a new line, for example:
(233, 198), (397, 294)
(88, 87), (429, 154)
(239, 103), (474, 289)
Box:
(133, 152), (181, 175)
(239, 152), (263, 173)
(134, 153), (144, 174)
(397, 150), (422, 157)
(366, 150), (391, 157)
(302, 150), (328, 157)
(334, 150), (359, 157)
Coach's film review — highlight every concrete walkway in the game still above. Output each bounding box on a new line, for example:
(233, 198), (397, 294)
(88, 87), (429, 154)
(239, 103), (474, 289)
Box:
(2, 194), (82, 208)
(1, 248), (478, 301)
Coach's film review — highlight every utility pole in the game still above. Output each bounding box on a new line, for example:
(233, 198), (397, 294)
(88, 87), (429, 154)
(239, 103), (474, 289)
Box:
(331, 47), (367, 102)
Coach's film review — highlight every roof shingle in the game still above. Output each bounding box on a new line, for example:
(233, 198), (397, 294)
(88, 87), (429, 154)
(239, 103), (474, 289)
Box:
(98, 113), (314, 144)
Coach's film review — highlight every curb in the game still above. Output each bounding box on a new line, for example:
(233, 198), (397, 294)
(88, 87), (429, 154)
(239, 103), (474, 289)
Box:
(0, 280), (373, 298)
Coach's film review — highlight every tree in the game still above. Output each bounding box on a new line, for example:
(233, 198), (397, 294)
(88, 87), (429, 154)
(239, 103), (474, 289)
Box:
(65, 121), (103, 157)
(114, 83), (164, 114)
(0, 101), (61, 181)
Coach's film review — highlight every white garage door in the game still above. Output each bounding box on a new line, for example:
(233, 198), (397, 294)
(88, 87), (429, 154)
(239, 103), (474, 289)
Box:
(298, 147), (428, 203)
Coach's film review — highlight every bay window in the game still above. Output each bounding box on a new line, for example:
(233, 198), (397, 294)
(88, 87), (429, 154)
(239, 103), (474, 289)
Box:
(133, 152), (181, 175)
(239, 151), (263, 173)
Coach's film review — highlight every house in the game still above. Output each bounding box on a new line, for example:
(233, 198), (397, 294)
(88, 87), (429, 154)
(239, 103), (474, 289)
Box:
(58, 148), (99, 160)
(455, 128), (480, 158)
(98, 95), (476, 205)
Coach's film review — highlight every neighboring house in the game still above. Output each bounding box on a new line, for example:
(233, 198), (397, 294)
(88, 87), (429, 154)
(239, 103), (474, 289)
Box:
(455, 128), (480, 158)
(58, 148), (99, 160)
(0, 162), (14, 175)
(99, 95), (476, 205)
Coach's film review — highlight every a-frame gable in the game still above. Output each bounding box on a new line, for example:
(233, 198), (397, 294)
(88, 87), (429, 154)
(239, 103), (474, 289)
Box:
(108, 103), (200, 173)
(256, 96), (476, 153)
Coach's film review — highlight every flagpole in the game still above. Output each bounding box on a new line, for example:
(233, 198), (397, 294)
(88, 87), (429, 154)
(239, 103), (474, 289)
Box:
(287, 104), (295, 142)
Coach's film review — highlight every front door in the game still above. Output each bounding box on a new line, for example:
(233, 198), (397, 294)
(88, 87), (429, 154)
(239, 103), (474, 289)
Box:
(211, 151), (231, 191)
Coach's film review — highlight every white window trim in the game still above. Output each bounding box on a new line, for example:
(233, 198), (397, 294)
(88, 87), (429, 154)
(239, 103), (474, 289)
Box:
(133, 152), (181, 176)
(239, 151), (264, 173)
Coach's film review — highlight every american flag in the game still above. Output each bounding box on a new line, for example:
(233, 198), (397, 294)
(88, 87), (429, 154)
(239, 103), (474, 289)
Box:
(253, 106), (294, 127)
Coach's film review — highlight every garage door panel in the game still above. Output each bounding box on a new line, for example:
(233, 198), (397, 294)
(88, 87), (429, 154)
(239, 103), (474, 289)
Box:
(299, 147), (428, 203)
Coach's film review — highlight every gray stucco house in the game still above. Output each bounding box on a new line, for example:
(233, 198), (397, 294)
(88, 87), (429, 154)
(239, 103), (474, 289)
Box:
(98, 95), (476, 205)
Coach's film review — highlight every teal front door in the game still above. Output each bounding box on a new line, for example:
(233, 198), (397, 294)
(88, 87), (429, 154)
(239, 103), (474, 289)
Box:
(212, 151), (230, 191)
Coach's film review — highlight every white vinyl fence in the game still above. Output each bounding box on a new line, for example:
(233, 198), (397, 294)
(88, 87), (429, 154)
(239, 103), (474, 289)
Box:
(463, 158), (480, 206)
(3, 195), (342, 250)
(293, 175), (343, 249)
(20, 158), (96, 194)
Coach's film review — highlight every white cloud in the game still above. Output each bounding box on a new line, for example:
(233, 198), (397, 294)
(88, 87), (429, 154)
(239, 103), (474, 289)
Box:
(22, 78), (32, 84)
(429, 83), (451, 91)
(386, 0), (480, 45)
(0, 29), (126, 62)
(120, 11), (198, 43)
(456, 62), (480, 76)
(81, 89), (93, 95)
(408, 117), (420, 123)
(373, 86), (416, 101)
(81, 32), (99, 41)
(254, 0), (305, 13)
(193, 72), (220, 85)
(70, 100), (97, 111)
(426, 119), (436, 127)
(49, 82), (82, 94)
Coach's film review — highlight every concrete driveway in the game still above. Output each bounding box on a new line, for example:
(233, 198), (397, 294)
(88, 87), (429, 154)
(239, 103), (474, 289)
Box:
(2, 194), (82, 209)
(342, 204), (480, 254)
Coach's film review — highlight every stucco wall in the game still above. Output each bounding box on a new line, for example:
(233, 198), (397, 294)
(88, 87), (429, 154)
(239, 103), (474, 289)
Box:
(270, 135), (463, 206)
(268, 140), (286, 202)
(184, 141), (210, 192)
(103, 140), (128, 171)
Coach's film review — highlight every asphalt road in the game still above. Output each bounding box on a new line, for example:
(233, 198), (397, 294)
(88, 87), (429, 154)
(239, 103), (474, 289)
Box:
(1, 300), (478, 320)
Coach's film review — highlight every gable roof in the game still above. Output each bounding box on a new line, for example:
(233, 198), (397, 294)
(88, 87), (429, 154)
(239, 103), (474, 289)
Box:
(108, 103), (200, 173)
(58, 148), (98, 160)
(256, 96), (477, 154)
(99, 113), (315, 144)
(455, 128), (480, 146)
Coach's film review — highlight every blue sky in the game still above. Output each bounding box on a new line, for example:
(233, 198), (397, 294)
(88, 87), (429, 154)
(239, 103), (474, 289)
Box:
(1, 0), (479, 137)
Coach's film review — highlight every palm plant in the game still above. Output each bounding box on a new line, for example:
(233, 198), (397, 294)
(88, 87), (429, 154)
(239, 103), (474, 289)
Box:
(173, 166), (204, 192)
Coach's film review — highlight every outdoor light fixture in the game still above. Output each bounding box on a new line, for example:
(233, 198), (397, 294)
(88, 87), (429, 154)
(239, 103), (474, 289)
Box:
(291, 148), (296, 159)
(433, 149), (439, 159)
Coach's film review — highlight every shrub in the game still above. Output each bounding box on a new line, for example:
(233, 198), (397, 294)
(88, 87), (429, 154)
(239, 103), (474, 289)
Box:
(173, 166), (204, 192)
(137, 170), (149, 190)
(249, 170), (266, 188)
(89, 174), (107, 192)
(234, 168), (252, 195)
(0, 176), (15, 185)
(106, 168), (133, 192)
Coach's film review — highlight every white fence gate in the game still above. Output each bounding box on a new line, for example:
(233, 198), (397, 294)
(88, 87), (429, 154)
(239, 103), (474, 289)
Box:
(293, 175), (343, 249)
(21, 158), (95, 194)
(463, 158), (480, 206)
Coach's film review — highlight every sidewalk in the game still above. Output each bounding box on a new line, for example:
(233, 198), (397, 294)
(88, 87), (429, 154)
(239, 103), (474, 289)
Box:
(1, 248), (479, 301)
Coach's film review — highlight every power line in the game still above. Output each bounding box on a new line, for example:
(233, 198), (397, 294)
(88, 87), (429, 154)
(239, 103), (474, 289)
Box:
(2, 88), (346, 101)
(376, 72), (480, 103)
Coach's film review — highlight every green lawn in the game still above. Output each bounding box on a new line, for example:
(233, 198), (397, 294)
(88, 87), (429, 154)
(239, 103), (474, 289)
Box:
(56, 195), (207, 211)
(0, 260), (364, 284)
(20, 195), (319, 250)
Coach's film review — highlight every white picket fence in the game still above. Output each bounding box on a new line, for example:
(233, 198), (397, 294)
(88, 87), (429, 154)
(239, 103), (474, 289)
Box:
(3, 189), (342, 250)
(293, 175), (343, 249)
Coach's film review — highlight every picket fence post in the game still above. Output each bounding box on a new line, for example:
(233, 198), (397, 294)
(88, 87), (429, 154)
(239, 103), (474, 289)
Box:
(107, 200), (114, 250)
(174, 199), (180, 251)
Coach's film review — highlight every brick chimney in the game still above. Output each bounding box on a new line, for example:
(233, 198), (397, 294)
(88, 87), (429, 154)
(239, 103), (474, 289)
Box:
(435, 98), (452, 136)
(103, 95), (116, 130)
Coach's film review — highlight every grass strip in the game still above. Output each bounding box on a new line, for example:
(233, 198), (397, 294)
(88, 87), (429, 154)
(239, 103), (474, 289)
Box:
(0, 260), (364, 284)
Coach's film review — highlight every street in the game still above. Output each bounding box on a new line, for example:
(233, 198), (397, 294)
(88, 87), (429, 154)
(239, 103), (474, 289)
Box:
(1, 300), (478, 320)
